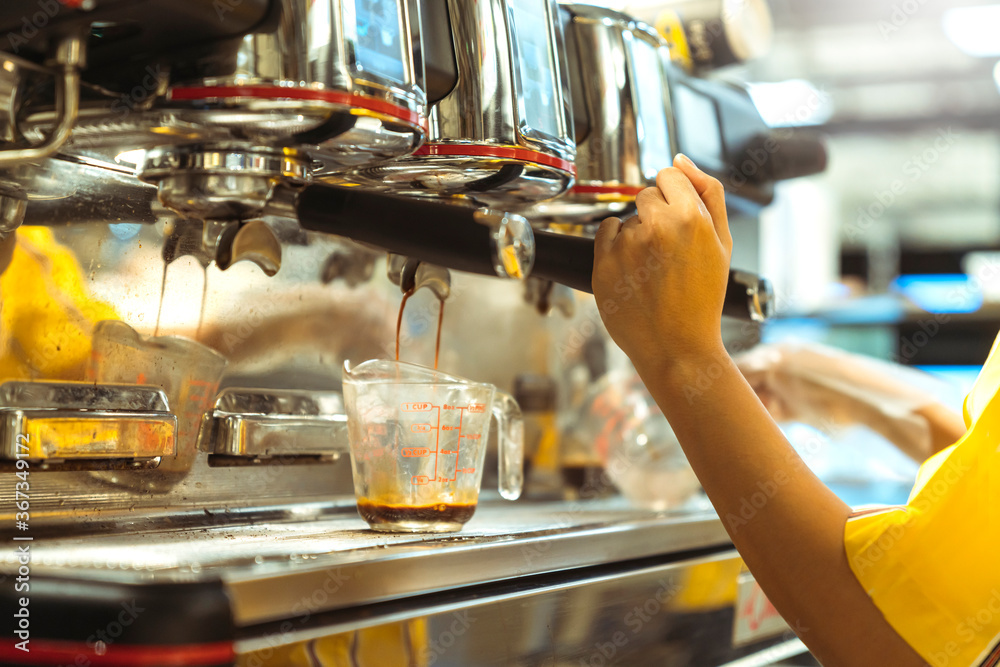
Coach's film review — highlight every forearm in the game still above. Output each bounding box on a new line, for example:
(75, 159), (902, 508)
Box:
(637, 347), (927, 667)
(914, 403), (967, 456)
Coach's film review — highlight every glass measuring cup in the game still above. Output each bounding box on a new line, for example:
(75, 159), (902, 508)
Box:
(88, 320), (227, 474)
(343, 359), (524, 532)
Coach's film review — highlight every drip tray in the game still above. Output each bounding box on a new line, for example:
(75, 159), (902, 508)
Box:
(0, 497), (728, 626)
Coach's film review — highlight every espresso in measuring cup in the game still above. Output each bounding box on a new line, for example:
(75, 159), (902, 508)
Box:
(356, 499), (477, 532)
(343, 359), (524, 533)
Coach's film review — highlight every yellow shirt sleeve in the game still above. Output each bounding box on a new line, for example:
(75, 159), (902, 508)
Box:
(844, 336), (1000, 667)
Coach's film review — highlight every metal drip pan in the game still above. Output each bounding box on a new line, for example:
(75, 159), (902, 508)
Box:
(0, 497), (727, 626)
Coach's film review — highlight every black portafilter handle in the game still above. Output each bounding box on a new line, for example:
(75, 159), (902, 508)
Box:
(294, 184), (773, 322)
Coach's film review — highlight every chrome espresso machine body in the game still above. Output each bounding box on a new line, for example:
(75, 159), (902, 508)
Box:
(0, 1), (823, 665)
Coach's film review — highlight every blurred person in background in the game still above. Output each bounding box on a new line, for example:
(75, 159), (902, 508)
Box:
(593, 154), (997, 667)
(0, 228), (118, 381)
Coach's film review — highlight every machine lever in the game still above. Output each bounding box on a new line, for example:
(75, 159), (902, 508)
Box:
(294, 184), (773, 322)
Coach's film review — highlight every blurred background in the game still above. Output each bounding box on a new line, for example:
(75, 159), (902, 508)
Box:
(610, 0), (1000, 398)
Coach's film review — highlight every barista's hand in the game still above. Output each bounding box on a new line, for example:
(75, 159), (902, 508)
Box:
(593, 155), (732, 368)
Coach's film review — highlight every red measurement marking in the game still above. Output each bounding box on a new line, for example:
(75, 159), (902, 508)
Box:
(457, 468), (476, 474)
(411, 475), (430, 485)
(461, 434), (481, 440)
(411, 424), (432, 433)
(468, 404), (486, 414)
(402, 448), (429, 457)
(442, 425), (459, 431)
(401, 403), (433, 412)
(440, 450), (458, 455)
(433, 405), (441, 480)
(366, 424), (387, 436)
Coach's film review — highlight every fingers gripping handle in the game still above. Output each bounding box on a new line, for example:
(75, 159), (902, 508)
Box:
(530, 230), (774, 322)
(492, 391), (524, 501)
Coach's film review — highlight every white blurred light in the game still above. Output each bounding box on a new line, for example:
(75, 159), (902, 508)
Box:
(114, 149), (145, 166)
(943, 5), (1000, 57)
(745, 79), (833, 128)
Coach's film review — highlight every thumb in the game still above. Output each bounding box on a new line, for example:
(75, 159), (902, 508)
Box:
(594, 216), (621, 259)
(673, 154), (731, 248)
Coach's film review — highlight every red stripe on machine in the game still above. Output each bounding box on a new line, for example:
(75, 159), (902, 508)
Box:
(412, 143), (577, 176)
(169, 85), (427, 130)
(0, 639), (234, 666)
(570, 184), (645, 197)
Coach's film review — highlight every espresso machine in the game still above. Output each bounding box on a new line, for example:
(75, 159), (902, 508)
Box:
(0, 1), (824, 665)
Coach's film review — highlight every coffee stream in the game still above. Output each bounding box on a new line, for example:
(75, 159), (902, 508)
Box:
(395, 289), (445, 370)
(376, 290), (463, 530)
(154, 263), (210, 341)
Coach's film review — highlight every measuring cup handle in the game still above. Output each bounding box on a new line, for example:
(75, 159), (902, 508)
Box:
(492, 390), (524, 500)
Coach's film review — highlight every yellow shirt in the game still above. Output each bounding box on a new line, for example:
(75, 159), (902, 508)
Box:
(844, 336), (1000, 667)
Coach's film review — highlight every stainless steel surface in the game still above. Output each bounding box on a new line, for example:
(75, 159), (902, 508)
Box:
(14, 1), (426, 174)
(13, 153), (162, 227)
(730, 270), (775, 323)
(0, 195), (25, 237)
(321, 241), (381, 286)
(526, 5), (677, 224)
(217, 220), (284, 277)
(719, 639), (810, 667)
(341, 0), (576, 205)
(0, 36), (84, 168)
(0, 380), (170, 412)
(0, 498), (730, 623)
(141, 145), (310, 220)
(167, 0), (427, 168)
(476, 209), (535, 279)
(233, 550), (787, 666)
(431, 0), (572, 159)
(344, 152), (575, 205)
(393, 257), (453, 300)
(0, 381), (176, 462)
(207, 387), (348, 460)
